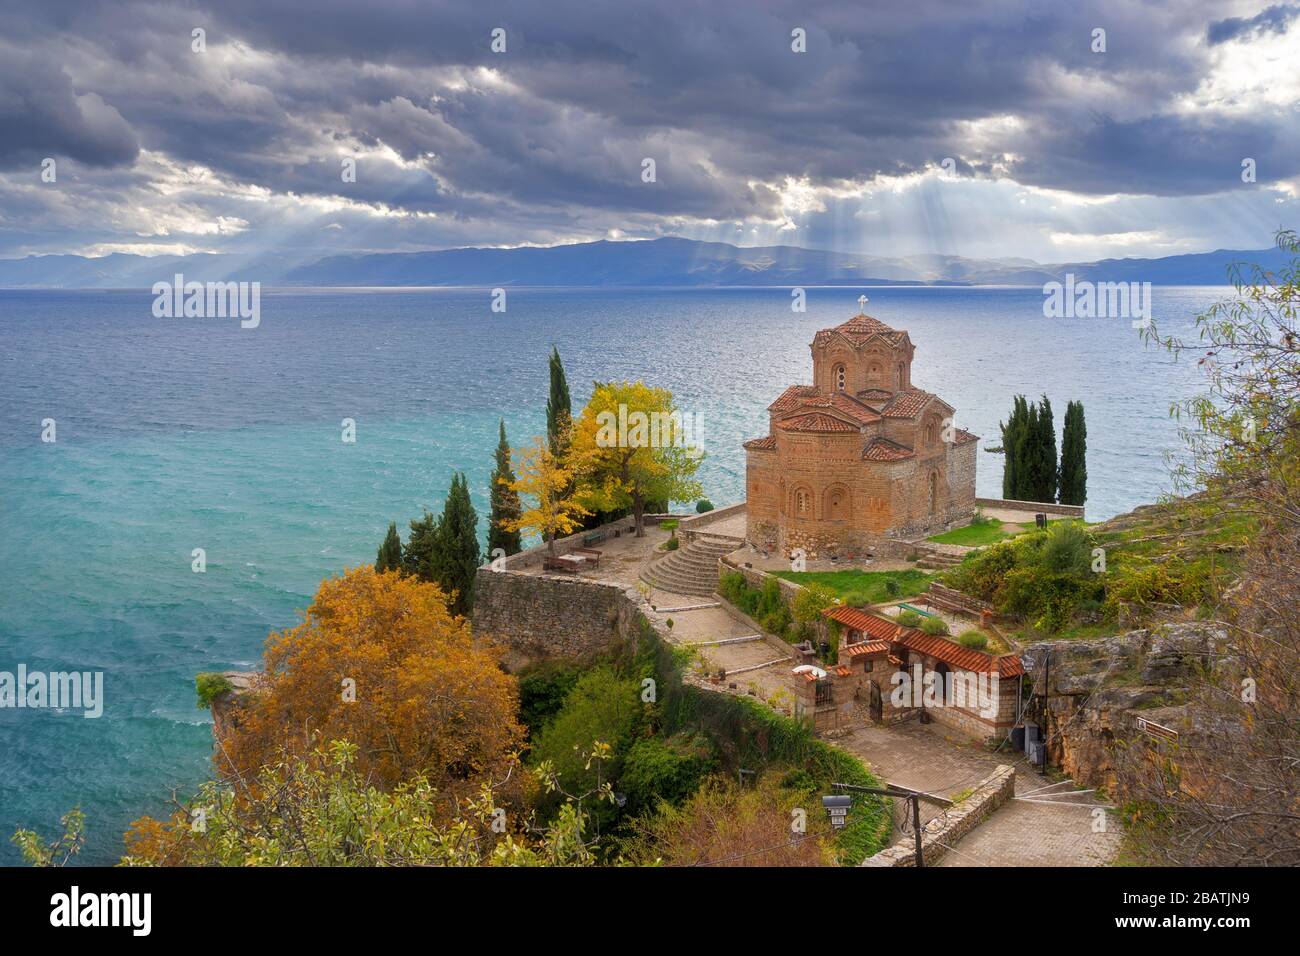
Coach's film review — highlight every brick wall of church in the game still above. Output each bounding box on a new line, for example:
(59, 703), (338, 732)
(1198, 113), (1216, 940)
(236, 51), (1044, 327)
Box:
(745, 447), (781, 551)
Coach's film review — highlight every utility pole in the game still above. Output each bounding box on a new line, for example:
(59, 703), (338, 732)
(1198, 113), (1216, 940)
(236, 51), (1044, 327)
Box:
(831, 782), (933, 867)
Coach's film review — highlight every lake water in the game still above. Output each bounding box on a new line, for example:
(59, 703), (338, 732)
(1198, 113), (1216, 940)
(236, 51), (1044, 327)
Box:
(0, 285), (1221, 863)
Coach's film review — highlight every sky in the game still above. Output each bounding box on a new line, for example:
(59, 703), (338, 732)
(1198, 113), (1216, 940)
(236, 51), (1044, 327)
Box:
(1, 0), (1298, 264)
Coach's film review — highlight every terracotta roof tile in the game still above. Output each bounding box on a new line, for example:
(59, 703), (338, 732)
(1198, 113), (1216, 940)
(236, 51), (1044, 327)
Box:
(833, 665), (852, 677)
(881, 387), (938, 419)
(768, 385), (819, 413)
(824, 605), (904, 640)
(815, 313), (909, 348)
(856, 387), (894, 403)
(952, 428), (979, 445)
(778, 412), (859, 433)
(743, 435), (777, 450)
(825, 607), (1023, 677)
(862, 437), (914, 461)
(845, 640), (890, 657)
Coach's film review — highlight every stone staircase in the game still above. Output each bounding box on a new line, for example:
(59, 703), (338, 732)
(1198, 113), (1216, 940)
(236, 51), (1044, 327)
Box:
(640, 533), (741, 597)
(909, 542), (965, 570)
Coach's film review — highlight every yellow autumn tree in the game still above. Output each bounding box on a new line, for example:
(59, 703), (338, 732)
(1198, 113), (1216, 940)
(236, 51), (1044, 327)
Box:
(571, 380), (704, 536)
(215, 565), (523, 792)
(506, 434), (590, 555)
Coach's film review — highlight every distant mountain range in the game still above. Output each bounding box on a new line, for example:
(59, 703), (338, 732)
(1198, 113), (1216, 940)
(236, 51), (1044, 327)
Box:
(0, 236), (1288, 288)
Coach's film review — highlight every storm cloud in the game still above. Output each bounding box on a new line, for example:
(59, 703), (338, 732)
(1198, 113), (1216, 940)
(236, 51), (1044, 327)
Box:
(0, 0), (1296, 261)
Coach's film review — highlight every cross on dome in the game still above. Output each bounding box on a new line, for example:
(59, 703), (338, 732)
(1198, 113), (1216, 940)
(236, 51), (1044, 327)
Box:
(857, 294), (869, 314)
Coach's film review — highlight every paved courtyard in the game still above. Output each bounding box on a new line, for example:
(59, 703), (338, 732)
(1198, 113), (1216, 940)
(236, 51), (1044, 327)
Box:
(836, 721), (1121, 867)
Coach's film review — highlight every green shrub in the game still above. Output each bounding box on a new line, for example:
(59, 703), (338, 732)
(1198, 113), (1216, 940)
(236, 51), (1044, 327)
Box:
(842, 589), (871, 607)
(517, 662), (582, 735)
(896, 609), (922, 628)
(695, 499), (714, 513)
(665, 537), (679, 551)
(919, 616), (950, 636)
(957, 630), (988, 650)
(883, 578), (901, 598)
(621, 733), (717, 812)
(944, 522), (1103, 633)
(529, 666), (644, 825)
(792, 582), (836, 623)
(195, 673), (234, 709)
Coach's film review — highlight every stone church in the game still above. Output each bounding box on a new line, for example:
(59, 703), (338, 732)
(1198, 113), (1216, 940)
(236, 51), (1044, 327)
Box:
(745, 300), (978, 558)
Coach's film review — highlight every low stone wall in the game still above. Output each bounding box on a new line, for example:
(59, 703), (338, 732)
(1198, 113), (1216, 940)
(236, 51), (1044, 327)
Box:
(975, 497), (1085, 518)
(677, 502), (745, 544)
(861, 765), (1015, 867)
(493, 514), (688, 572)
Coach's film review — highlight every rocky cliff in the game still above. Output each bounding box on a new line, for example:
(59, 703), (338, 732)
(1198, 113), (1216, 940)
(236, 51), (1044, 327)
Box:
(1021, 623), (1231, 790)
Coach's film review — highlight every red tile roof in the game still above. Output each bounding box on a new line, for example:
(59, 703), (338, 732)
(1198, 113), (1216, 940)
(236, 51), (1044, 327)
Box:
(857, 387), (894, 403)
(952, 428), (979, 445)
(768, 385), (819, 413)
(824, 606), (1023, 677)
(815, 314), (909, 348)
(824, 605), (904, 640)
(833, 665), (852, 677)
(881, 387), (940, 419)
(743, 435), (777, 450)
(778, 411), (859, 433)
(845, 640), (890, 657)
(862, 437), (914, 461)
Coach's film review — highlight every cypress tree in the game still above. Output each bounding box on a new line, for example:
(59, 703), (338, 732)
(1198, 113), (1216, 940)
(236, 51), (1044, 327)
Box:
(488, 419), (523, 557)
(403, 510), (440, 579)
(1022, 400), (1042, 501)
(376, 521), (402, 573)
(1000, 395), (1030, 499)
(546, 346), (572, 458)
(1059, 400), (1088, 506)
(1036, 395), (1059, 503)
(428, 472), (481, 616)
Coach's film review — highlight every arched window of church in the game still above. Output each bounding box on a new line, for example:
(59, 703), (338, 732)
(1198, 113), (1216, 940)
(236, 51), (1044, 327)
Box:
(898, 361), (906, 387)
(926, 420), (937, 445)
(795, 488), (810, 516)
(834, 364), (845, 391)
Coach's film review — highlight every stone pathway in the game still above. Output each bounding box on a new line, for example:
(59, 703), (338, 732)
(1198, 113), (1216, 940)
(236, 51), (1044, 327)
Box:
(647, 588), (802, 703)
(836, 721), (1121, 867)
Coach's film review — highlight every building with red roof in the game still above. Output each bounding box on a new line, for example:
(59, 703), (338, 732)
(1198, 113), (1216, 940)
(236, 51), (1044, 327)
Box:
(744, 300), (979, 559)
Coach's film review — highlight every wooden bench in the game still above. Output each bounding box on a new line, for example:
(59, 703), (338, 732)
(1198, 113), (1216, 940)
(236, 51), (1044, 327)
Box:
(582, 530), (608, 546)
(572, 547), (602, 567)
(543, 556), (580, 574)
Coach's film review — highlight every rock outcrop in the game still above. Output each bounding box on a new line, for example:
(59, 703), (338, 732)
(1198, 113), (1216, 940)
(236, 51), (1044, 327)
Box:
(1021, 623), (1229, 789)
(206, 671), (261, 744)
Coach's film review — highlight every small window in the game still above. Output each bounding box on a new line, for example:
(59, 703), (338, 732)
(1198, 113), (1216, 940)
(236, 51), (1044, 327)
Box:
(862, 659), (874, 672)
(795, 488), (810, 516)
(835, 364), (846, 391)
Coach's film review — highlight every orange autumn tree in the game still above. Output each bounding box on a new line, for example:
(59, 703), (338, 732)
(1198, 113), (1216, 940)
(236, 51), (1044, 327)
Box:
(505, 434), (590, 555)
(217, 565), (523, 792)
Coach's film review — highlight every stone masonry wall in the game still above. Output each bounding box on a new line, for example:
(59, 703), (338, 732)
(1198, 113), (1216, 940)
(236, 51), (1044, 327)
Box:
(471, 568), (645, 670)
(861, 764), (1015, 866)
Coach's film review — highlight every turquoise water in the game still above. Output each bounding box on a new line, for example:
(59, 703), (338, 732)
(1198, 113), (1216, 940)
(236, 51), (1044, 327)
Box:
(0, 286), (1218, 864)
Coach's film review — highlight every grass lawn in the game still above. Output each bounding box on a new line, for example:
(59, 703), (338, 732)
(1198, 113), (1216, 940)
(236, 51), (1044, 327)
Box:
(772, 568), (932, 603)
(929, 516), (1086, 547)
(928, 518), (1025, 546)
